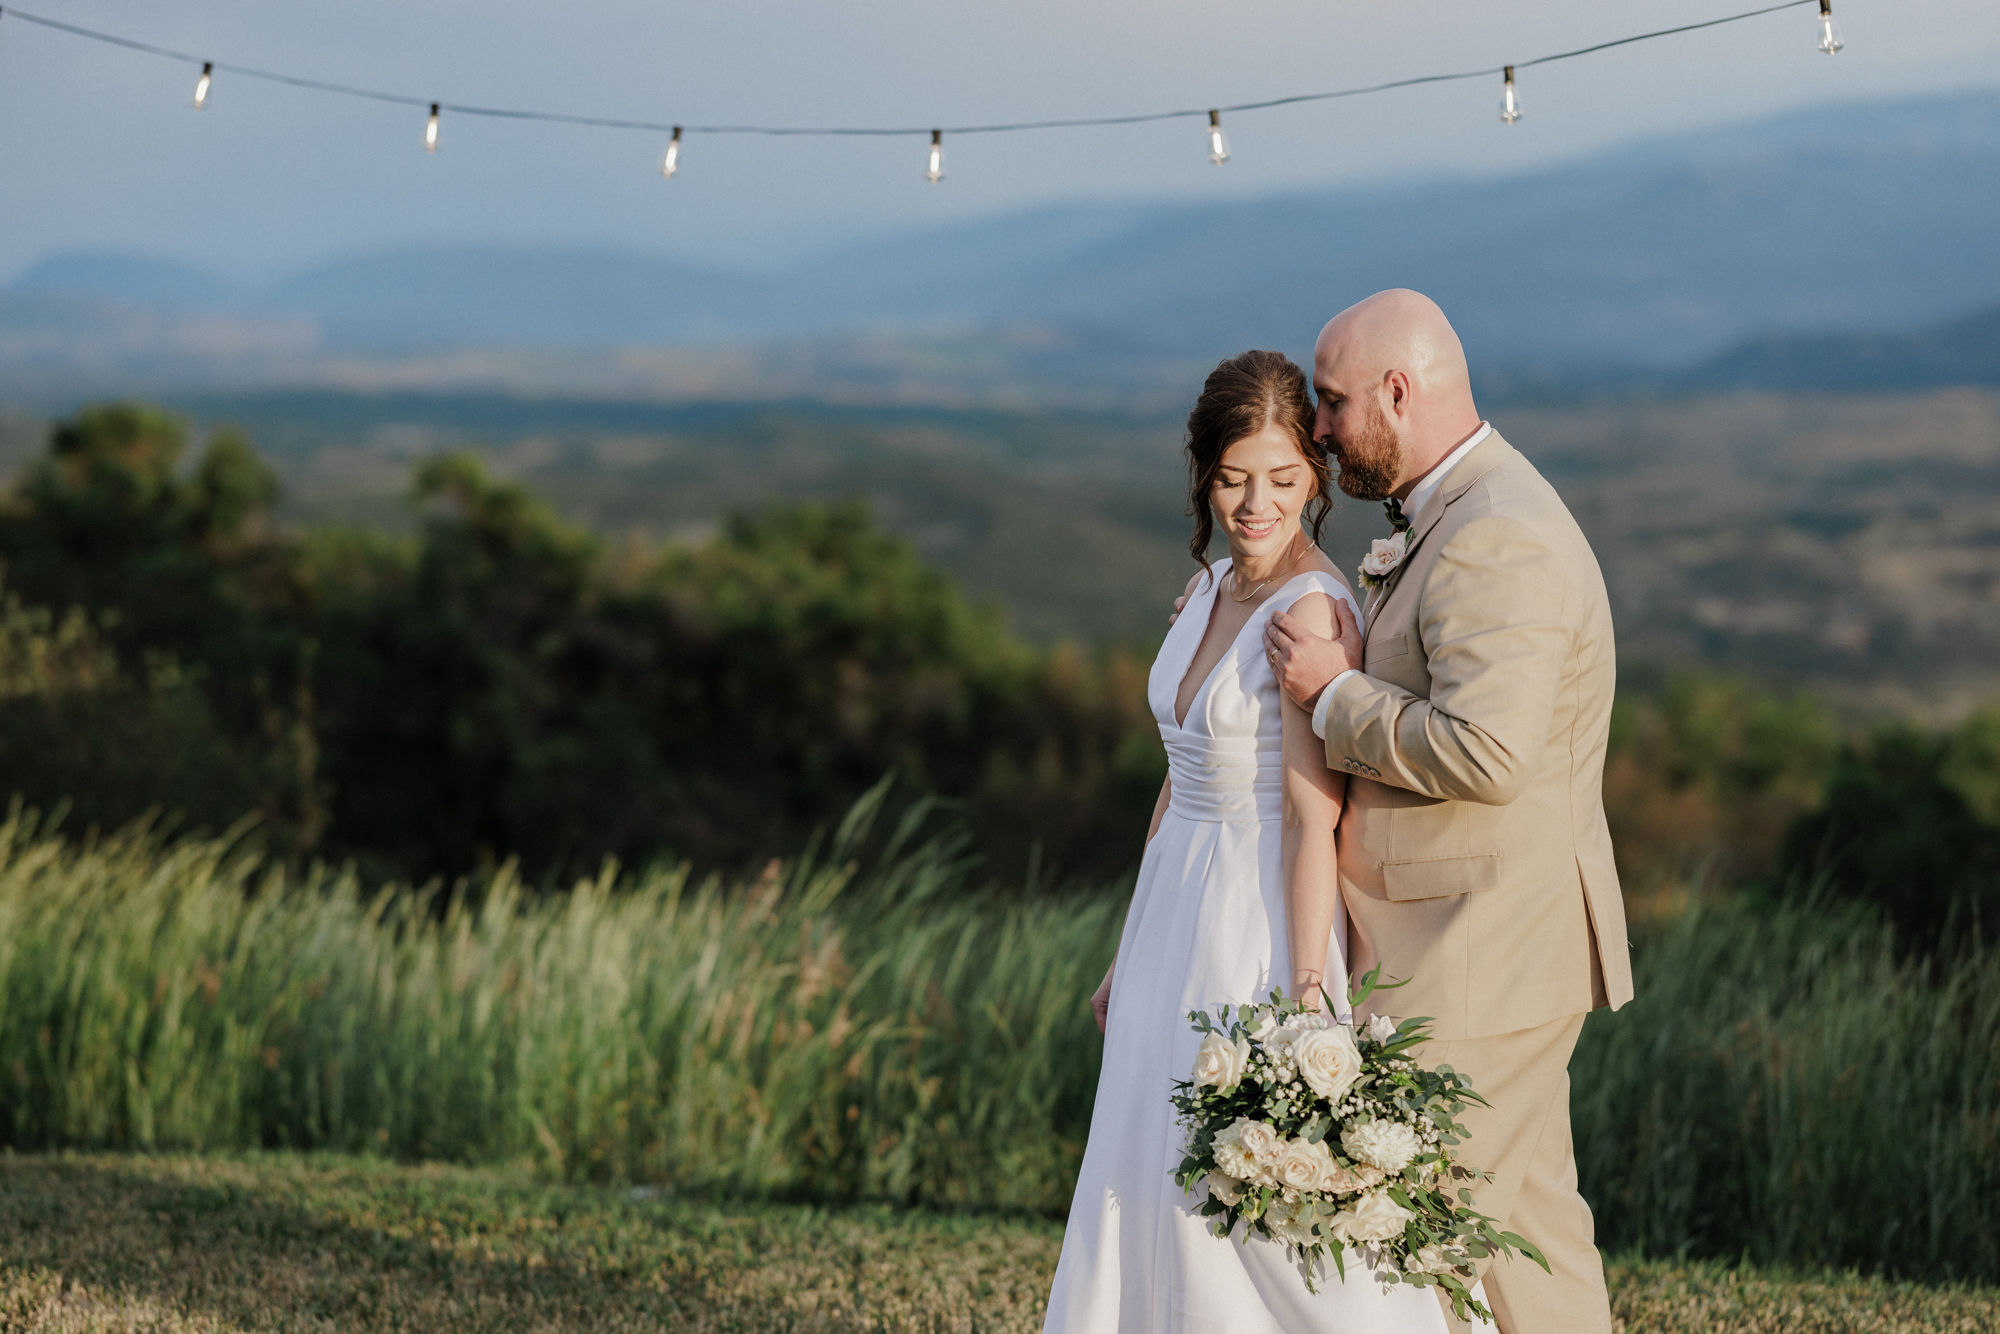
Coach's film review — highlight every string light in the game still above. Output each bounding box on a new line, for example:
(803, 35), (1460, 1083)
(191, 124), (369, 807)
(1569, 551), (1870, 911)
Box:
(192, 60), (212, 110)
(661, 125), (682, 178)
(0, 2), (1833, 180)
(1499, 65), (1521, 124)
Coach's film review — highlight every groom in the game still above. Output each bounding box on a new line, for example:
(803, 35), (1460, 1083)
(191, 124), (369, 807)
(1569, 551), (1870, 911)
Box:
(1264, 290), (1633, 1334)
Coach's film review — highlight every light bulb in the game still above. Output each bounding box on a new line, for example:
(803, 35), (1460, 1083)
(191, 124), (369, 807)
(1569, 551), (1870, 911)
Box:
(1816, 0), (1844, 54)
(425, 103), (440, 153)
(192, 61), (213, 110)
(662, 126), (682, 179)
(1498, 65), (1522, 124)
(926, 129), (944, 183)
(1207, 109), (1230, 165)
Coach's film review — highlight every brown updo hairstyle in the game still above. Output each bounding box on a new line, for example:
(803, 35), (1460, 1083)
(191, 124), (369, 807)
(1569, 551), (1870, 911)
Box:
(1185, 349), (1333, 583)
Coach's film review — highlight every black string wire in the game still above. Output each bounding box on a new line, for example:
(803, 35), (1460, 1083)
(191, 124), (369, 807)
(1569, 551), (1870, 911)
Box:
(0, 1), (1821, 138)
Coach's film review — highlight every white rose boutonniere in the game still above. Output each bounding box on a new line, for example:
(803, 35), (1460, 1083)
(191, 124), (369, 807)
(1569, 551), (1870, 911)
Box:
(1356, 532), (1409, 591)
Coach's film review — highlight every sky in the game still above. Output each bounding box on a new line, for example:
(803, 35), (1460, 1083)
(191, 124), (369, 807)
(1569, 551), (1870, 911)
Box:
(0, 0), (1993, 283)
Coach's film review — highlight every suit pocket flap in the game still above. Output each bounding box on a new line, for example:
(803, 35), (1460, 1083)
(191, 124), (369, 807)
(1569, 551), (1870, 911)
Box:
(1368, 632), (1411, 664)
(1380, 853), (1502, 901)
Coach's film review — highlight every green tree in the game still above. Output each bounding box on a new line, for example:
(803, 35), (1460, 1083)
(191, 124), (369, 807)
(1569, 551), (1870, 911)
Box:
(0, 408), (1164, 883)
(1780, 723), (2000, 944)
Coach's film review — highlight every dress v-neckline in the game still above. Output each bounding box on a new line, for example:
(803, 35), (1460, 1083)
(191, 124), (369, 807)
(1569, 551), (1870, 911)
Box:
(1171, 562), (1316, 730)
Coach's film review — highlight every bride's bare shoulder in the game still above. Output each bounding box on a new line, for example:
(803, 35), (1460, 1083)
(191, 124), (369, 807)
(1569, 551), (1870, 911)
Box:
(1180, 562), (1225, 599)
(1300, 549), (1357, 601)
(1282, 588), (1340, 637)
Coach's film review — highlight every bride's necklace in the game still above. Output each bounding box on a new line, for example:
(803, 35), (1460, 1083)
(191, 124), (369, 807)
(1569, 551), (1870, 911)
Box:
(1229, 533), (1308, 603)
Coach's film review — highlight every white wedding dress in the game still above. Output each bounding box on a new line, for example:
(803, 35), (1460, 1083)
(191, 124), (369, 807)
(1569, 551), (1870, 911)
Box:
(1042, 559), (1447, 1334)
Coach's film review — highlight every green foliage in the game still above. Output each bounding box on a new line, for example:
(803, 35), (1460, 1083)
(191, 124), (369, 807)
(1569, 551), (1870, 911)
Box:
(0, 588), (260, 837)
(1573, 890), (2000, 1281)
(1, 797), (1996, 1282)
(0, 407), (1162, 881)
(0, 785), (1119, 1213)
(12, 399), (2000, 931)
(1779, 721), (2000, 943)
(1605, 674), (1839, 884)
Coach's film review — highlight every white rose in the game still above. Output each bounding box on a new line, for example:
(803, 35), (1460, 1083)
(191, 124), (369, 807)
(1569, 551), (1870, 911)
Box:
(1358, 532), (1409, 580)
(1274, 1136), (1339, 1194)
(1293, 1025), (1364, 1102)
(1342, 1119), (1423, 1174)
(1191, 1032), (1251, 1091)
(1367, 1014), (1400, 1045)
(1248, 1011), (1279, 1042)
(1341, 1189), (1415, 1244)
(1234, 1118), (1284, 1165)
(1206, 1172), (1244, 1207)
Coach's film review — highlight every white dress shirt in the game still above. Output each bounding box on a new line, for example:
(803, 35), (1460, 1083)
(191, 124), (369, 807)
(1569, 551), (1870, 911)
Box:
(1310, 422), (1492, 741)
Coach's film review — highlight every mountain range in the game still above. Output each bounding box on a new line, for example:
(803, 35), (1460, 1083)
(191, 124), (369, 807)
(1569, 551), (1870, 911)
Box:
(6, 89), (2000, 406)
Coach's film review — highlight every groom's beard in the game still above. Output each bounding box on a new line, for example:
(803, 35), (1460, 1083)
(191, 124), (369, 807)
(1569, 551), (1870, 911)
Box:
(1332, 402), (1403, 502)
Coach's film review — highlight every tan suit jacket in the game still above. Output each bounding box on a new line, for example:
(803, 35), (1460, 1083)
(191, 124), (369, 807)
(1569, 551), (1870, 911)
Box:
(1324, 429), (1633, 1041)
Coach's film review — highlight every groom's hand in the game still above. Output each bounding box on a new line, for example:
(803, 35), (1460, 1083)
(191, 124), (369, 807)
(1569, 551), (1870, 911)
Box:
(1167, 570), (1203, 627)
(1265, 600), (1364, 710)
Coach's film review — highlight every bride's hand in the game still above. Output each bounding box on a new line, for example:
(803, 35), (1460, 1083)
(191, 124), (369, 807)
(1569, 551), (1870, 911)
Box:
(1292, 969), (1329, 1015)
(1091, 965), (1114, 1033)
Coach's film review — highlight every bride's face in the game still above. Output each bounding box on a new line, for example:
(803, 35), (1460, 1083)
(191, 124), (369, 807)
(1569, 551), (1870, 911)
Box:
(1210, 424), (1315, 560)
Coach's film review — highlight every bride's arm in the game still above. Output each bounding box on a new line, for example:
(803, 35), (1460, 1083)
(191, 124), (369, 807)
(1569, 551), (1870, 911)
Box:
(1092, 776), (1172, 1033)
(1279, 592), (1349, 1009)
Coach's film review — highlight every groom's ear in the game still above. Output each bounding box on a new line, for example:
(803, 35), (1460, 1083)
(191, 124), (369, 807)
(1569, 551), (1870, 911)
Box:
(1385, 369), (1413, 416)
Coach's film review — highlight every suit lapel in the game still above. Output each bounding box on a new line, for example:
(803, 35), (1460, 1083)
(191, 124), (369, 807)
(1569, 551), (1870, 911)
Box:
(1362, 432), (1516, 645)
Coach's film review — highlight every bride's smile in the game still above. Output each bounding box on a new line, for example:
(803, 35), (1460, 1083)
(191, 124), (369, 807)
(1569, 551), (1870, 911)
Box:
(1213, 423), (1315, 590)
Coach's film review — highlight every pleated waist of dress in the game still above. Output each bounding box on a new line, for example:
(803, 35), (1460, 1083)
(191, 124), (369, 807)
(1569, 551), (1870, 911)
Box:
(1160, 729), (1284, 822)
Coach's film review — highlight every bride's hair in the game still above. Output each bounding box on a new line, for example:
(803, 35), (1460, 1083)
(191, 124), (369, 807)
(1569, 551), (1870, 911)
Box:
(1184, 349), (1333, 578)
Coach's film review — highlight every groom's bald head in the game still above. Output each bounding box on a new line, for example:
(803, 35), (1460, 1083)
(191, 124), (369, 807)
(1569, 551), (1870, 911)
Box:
(1312, 289), (1483, 502)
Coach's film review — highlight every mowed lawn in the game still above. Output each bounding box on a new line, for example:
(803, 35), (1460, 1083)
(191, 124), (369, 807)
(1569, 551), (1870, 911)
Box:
(0, 1153), (1993, 1333)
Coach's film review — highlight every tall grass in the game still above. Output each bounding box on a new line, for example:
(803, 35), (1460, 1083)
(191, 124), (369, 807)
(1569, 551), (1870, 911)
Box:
(0, 793), (1995, 1280)
(1573, 890), (2000, 1279)
(0, 790), (1119, 1212)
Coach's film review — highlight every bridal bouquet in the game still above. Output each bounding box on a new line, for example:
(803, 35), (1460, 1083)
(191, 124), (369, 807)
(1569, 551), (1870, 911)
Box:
(1170, 968), (1543, 1323)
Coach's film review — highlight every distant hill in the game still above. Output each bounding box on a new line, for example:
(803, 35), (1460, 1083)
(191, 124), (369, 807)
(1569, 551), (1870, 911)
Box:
(9, 253), (244, 309)
(7, 89), (2000, 403)
(1678, 302), (2000, 391)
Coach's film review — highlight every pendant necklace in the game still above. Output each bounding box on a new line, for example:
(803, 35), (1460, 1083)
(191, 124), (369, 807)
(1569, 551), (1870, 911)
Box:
(1229, 533), (1307, 603)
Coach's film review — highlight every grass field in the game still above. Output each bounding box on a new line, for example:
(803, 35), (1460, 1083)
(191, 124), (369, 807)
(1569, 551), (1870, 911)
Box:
(3, 797), (1998, 1285)
(1, 1151), (1994, 1333)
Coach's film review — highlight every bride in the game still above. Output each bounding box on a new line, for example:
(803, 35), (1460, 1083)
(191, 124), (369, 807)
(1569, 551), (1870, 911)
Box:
(1040, 350), (1445, 1334)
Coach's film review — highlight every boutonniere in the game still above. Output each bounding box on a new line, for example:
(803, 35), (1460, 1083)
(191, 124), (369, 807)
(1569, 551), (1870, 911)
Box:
(1356, 531), (1409, 591)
